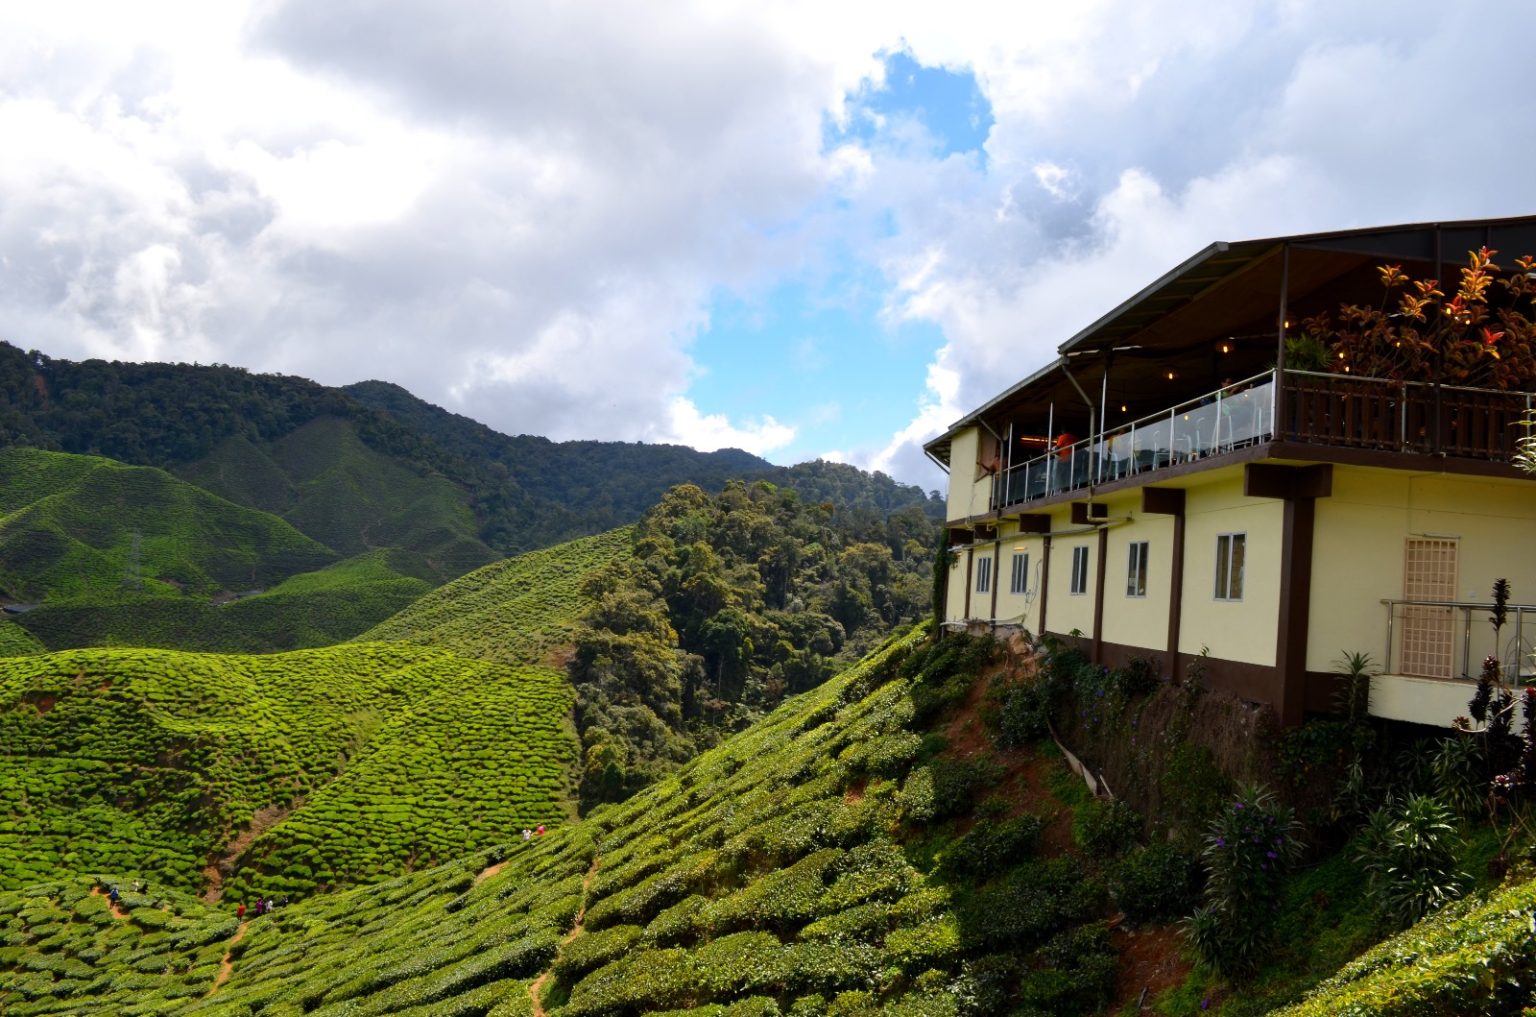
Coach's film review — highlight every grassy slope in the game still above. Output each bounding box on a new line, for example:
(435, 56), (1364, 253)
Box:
(0, 618), (42, 656)
(177, 419), (499, 583)
(0, 447), (336, 601)
(15, 551), (433, 654)
(0, 644), (574, 900)
(361, 527), (633, 667)
(1, 631), (1533, 1015)
(0, 630), (1098, 1017)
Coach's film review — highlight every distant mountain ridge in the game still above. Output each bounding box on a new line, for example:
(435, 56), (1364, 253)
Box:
(0, 342), (938, 573)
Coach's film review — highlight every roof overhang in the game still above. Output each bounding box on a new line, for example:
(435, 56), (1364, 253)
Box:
(922, 213), (1536, 463)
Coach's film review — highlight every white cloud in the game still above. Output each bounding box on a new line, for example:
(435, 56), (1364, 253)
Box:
(659, 397), (796, 456)
(5, 0), (1536, 491)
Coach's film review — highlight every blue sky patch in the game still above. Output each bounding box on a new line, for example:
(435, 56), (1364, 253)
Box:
(832, 50), (993, 160)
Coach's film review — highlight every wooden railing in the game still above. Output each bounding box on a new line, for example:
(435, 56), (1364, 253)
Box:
(1278, 371), (1532, 458)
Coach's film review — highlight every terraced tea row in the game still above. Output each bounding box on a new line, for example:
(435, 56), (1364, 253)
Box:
(362, 528), (632, 666)
(3, 629), (1534, 1015)
(0, 632), (998, 1015)
(0, 644), (575, 898)
(17, 551), (432, 654)
(0, 447), (335, 601)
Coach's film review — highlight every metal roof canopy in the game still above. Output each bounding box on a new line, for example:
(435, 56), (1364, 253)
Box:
(926, 213), (1536, 462)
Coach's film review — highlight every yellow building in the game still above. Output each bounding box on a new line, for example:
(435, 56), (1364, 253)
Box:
(925, 216), (1536, 727)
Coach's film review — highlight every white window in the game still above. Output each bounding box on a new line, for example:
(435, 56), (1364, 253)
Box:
(975, 555), (992, 594)
(1126, 541), (1149, 597)
(1010, 552), (1029, 595)
(1070, 545), (1090, 595)
(1215, 533), (1246, 601)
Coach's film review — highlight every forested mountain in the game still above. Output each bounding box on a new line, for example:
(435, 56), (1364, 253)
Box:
(569, 479), (939, 807)
(0, 343), (939, 572)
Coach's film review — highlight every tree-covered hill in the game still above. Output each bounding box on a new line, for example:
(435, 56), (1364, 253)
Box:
(0, 643), (574, 901)
(0, 343), (766, 567)
(568, 480), (939, 808)
(0, 342), (939, 578)
(0, 447), (336, 601)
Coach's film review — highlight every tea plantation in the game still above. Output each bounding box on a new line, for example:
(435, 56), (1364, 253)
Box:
(1, 630), (1534, 1015)
(0, 618), (42, 656)
(15, 551), (433, 653)
(0, 447), (336, 601)
(362, 527), (633, 666)
(0, 643), (575, 898)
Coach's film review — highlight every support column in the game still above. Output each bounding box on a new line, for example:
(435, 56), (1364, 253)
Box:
(1092, 526), (1109, 663)
(1142, 487), (1186, 682)
(1039, 536), (1052, 636)
(1245, 463), (1332, 726)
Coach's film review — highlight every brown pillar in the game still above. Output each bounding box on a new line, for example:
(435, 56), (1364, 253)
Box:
(1092, 526), (1109, 663)
(1142, 487), (1187, 683)
(989, 539), (1001, 628)
(1039, 536), (1052, 636)
(1245, 464), (1331, 726)
(1275, 497), (1316, 726)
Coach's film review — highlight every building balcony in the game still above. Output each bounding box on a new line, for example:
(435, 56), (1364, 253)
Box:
(1370, 597), (1535, 730)
(989, 369), (1533, 513)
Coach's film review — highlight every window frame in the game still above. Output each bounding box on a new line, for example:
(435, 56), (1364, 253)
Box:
(1010, 551), (1029, 595)
(1126, 540), (1149, 598)
(975, 554), (992, 595)
(1069, 545), (1090, 596)
(1214, 532), (1246, 601)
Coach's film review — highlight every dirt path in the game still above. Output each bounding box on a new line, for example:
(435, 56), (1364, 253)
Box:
(473, 861), (506, 886)
(89, 886), (129, 921)
(204, 921), (250, 998)
(202, 801), (302, 903)
(528, 853), (602, 1017)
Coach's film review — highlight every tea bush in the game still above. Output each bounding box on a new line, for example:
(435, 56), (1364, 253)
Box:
(1111, 842), (1201, 924)
(0, 643), (575, 896)
(1072, 798), (1142, 858)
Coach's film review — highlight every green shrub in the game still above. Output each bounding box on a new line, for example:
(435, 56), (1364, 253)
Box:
(1071, 799), (1141, 858)
(995, 681), (1051, 748)
(1188, 784), (1302, 976)
(1111, 843), (1200, 924)
(927, 758), (1003, 821)
(1356, 794), (1469, 928)
(936, 815), (1044, 880)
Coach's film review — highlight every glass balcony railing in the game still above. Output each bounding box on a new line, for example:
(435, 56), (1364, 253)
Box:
(990, 369), (1533, 512)
(1381, 598), (1536, 683)
(995, 372), (1277, 508)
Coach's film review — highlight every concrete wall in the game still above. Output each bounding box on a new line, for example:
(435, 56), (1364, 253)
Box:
(1099, 491), (1175, 654)
(1178, 475), (1283, 667)
(944, 428), (994, 523)
(1309, 467), (1536, 677)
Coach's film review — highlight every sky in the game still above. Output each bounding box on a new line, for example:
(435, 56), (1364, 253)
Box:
(5, 2), (1536, 492)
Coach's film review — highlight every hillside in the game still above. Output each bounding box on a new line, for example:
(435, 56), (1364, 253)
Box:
(177, 419), (500, 580)
(1, 343), (940, 577)
(2, 630), (1534, 1015)
(0, 342), (773, 565)
(0, 447), (336, 601)
(0, 643), (575, 900)
(360, 528), (633, 666)
(13, 550), (434, 654)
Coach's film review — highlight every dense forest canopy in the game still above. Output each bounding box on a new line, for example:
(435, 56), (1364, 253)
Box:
(569, 478), (939, 808)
